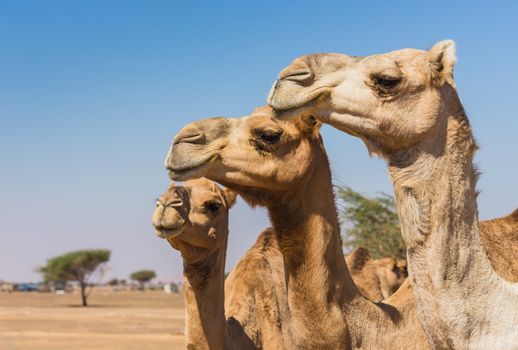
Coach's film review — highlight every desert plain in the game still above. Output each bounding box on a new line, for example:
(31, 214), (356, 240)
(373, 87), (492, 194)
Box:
(0, 290), (186, 350)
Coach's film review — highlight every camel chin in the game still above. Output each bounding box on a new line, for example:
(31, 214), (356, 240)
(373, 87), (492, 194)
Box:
(168, 169), (196, 182)
(155, 226), (183, 239)
(166, 153), (213, 181)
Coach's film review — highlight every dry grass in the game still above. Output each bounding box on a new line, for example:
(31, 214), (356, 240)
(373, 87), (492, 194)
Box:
(0, 290), (186, 350)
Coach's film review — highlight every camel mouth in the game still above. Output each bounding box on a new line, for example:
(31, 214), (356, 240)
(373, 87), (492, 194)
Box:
(269, 88), (326, 120)
(270, 97), (312, 114)
(271, 107), (300, 121)
(155, 226), (184, 239)
(271, 101), (318, 122)
(328, 111), (381, 138)
(168, 160), (210, 181)
(167, 153), (216, 181)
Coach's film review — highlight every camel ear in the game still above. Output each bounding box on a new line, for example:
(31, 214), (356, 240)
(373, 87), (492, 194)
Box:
(428, 40), (456, 86)
(300, 115), (322, 137)
(390, 258), (399, 272)
(167, 182), (177, 191)
(222, 189), (237, 208)
(347, 247), (371, 271)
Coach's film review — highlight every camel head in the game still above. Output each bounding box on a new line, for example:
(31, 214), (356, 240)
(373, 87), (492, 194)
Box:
(375, 257), (408, 297)
(165, 106), (323, 207)
(152, 178), (236, 262)
(268, 40), (458, 156)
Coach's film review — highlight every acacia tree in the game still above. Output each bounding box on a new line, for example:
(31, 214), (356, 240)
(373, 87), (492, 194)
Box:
(130, 270), (156, 290)
(336, 186), (405, 259)
(38, 249), (110, 306)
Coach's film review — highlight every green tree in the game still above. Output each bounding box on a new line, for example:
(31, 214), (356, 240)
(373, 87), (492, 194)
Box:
(336, 186), (405, 259)
(130, 270), (156, 290)
(107, 278), (119, 286)
(38, 249), (110, 306)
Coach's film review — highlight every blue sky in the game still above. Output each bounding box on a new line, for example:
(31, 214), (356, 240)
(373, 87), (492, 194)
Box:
(1, 1), (517, 282)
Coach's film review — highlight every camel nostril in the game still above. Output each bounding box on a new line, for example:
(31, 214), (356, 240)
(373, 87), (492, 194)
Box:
(280, 69), (313, 82)
(175, 133), (204, 144)
(168, 198), (183, 207)
(174, 126), (206, 145)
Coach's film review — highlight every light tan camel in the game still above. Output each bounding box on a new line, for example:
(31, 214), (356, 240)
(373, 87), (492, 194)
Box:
(165, 107), (431, 349)
(268, 41), (518, 349)
(346, 247), (407, 302)
(152, 179), (291, 349)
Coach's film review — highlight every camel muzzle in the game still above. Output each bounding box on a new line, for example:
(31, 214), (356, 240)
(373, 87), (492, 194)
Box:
(165, 118), (229, 181)
(174, 125), (206, 145)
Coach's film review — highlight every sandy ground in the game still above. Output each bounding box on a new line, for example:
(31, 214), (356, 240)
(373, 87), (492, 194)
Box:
(0, 290), (186, 350)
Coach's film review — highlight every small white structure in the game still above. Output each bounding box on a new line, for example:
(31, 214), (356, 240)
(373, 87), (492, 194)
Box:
(163, 282), (179, 294)
(0, 281), (13, 293)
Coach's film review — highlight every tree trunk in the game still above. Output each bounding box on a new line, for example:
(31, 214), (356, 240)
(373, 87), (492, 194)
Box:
(80, 281), (88, 307)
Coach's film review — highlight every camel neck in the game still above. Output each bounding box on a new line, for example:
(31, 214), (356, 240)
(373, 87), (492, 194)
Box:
(267, 139), (359, 347)
(182, 240), (227, 349)
(388, 111), (480, 249)
(387, 102), (493, 347)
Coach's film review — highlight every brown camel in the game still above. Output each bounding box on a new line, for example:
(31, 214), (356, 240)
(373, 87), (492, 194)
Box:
(157, 119), (513, 349)
(152, 178), (291, 349)
(346, 217), (518, 303)
(165, 107), (431, 349)
(268, 41), (518, 349)
(152, 179), (417, 348)
(346, 247), (407, 302)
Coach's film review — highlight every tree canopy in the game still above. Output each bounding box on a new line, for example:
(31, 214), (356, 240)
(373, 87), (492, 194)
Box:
(130, 270), (156, 287)
(336, 186), (405, 259)
(38, 249), (110, 306)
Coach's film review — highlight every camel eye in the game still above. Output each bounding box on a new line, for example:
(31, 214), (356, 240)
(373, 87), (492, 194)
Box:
(259, 132), (282, 145)
(155, 200), (161, 207)
(374, 76), (401, 89)
(251, 128), (284, 152)
(204, 202), (222, 213)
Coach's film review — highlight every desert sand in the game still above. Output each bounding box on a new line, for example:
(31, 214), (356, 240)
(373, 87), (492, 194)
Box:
(0, 290), (186, 350)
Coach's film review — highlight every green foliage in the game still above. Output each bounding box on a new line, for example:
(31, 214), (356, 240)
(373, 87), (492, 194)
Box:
(130, 270), (156, 283)
(336, 186), (405, 259)
(107, 278), (119, 286)
(38, 249), (110, 306)
(38, 249), (111, 283)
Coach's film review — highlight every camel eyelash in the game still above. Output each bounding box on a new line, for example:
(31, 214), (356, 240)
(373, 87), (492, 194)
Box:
(249, 138), (274, 154)
(366, 75), (403, 99)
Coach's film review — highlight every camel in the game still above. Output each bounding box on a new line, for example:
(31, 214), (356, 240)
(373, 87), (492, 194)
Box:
(345, 217), (518, 303)
(152, 178), (291, 349)
(346, 247), (407, 302)
(165, 107), (431, 349)
(479, 209), (518, 281)
(152, 179), (416, 348)
(268, 40), (518, 349)
(158, 113), (514, 349)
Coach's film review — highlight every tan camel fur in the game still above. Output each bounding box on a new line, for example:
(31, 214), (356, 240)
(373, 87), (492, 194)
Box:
(479, 209), (518, 281)
(165, 107), (431, 349)
(347, 211), (518, 303)
(346, 247), (407, 302)
(152, 179), (291, 349)
(346, 217), (518, 302)
(268, 41), (518, 349)
(152, 180), (417, 349)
